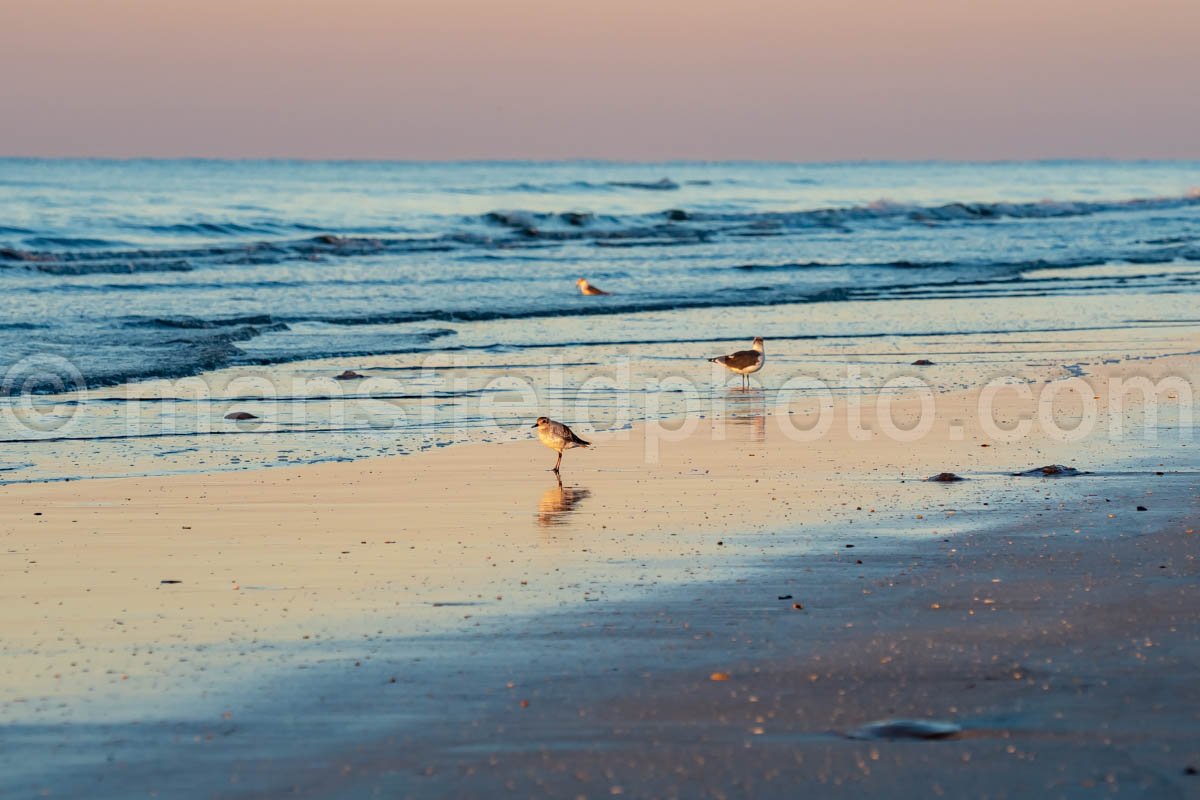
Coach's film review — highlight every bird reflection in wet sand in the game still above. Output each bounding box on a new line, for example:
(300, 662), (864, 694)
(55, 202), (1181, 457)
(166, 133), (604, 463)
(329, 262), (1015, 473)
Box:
(537, 474), (592, 528)
(723, 386), (766, 442)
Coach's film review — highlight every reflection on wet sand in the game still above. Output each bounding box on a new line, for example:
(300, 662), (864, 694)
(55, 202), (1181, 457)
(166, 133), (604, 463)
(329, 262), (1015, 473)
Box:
(723, 387), (766, 442)
(536, 476), (592, 528)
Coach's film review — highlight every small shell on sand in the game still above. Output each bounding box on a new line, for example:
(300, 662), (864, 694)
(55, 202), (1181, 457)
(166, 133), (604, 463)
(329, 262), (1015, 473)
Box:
(927, 472), (964, 482)
(224, 412), (258, 421)
(334, 370), (366, 380)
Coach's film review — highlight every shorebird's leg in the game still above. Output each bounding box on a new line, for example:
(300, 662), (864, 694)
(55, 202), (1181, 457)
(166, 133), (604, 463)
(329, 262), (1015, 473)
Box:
(552, 451), (562, 472)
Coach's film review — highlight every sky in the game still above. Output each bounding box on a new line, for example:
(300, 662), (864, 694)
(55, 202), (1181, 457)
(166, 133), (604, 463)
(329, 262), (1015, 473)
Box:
(1, 0), (1198, 160)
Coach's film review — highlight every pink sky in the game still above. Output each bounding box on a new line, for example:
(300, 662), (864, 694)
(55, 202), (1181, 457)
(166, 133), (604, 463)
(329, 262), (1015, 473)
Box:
(2, 0), (1198, 160)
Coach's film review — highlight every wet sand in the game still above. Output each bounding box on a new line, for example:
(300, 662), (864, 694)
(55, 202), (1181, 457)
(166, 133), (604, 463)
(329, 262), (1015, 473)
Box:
(1, 339), (1198, 798)
(304, 474), (1200, 799)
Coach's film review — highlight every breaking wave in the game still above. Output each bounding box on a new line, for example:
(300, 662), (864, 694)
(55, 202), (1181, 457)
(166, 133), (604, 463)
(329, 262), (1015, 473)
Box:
(2, 192), (1197, 275)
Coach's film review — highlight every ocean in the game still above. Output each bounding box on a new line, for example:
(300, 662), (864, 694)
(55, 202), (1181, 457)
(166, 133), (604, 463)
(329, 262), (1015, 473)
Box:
(2, 159), (1199, 481)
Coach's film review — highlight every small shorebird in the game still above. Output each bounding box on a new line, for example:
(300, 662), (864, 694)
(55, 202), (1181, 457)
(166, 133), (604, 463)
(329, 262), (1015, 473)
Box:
(709, 337), (766, 388)
(576, 278), (611, 295)
(531, 416), (592, 472)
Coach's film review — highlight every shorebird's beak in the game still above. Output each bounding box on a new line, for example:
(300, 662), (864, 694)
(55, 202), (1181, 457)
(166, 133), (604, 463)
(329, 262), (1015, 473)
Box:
(530, 423), (539, 428)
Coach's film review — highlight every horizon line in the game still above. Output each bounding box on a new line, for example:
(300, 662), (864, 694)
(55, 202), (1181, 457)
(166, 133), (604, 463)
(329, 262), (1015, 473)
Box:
(4, 155), (1200, 166)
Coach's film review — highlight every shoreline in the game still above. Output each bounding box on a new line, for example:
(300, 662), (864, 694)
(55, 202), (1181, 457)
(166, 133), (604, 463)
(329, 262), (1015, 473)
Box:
(4, 308), (1198, 487)
(1, 334), (1197, 798)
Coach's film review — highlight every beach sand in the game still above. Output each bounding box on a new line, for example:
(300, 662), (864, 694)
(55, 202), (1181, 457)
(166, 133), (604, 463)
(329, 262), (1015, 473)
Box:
(1, 334), (1198, 798)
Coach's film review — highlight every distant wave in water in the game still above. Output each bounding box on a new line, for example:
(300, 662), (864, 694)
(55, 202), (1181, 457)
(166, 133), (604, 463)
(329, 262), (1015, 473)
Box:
(693, 191), (1200, 227)
(2, 192), (1198, 273)
(453, 177), (687, 194)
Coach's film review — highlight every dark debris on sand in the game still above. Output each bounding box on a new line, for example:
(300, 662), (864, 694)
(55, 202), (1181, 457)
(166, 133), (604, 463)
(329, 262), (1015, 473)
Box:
(1013, 465), (1086, 477)
(847, 719), (962, 741)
